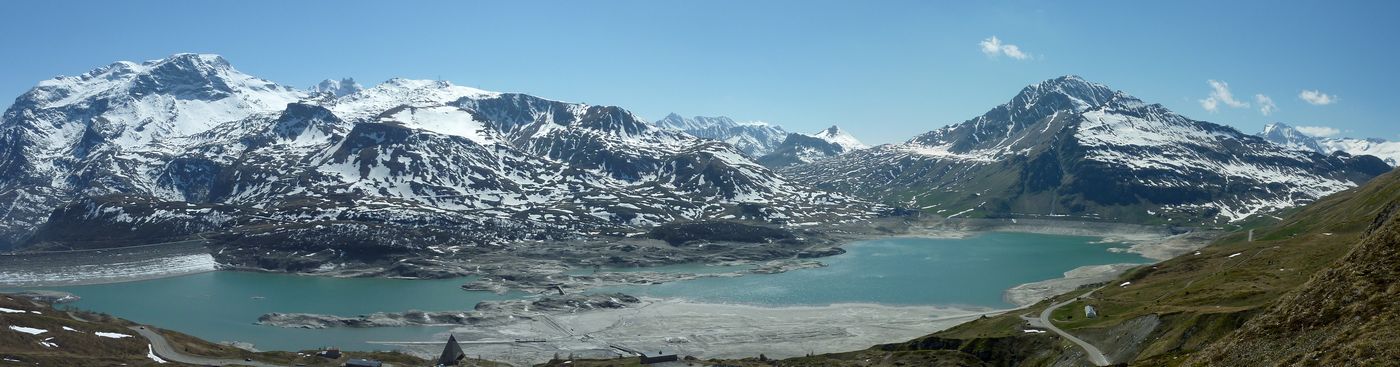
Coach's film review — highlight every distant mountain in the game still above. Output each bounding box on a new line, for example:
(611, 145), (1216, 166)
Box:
(654, 113), (868, 168)
(0, 54), (876, 251)
(810, 125), (868, 151)
(1257, 122), (1400, 166)
(757, 126), (869, 168)
(309, 77), (363, 97)
(1319, 138), (1400, 166)
(654, 113), (789, 156)
(1258, 122), (1323, 152)
(784, 76), (1390, 224)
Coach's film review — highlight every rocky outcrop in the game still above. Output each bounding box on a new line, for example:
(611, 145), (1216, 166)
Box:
(256, 293), (641, 329)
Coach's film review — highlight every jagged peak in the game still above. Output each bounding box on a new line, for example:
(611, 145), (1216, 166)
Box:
(1008, 75), (1123, 112)
(1261, 122), (1294, 135)
(655, 114), (746, 130)
(1257, 121), (1323, 152)
(146, 53), (232, 70)
(310, 77), (363, 97)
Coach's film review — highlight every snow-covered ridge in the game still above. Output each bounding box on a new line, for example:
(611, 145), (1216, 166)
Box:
(0, 53), (877, 248)
(1319, 138), (1400, 166)
(14, 53), (305, 154)
(655, 113), (790, 156)
(1256, 122), (1399, 166)
(785, 75), (1388, 224)
(326, 78), (500, 123)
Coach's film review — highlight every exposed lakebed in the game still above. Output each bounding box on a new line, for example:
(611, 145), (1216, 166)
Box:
(19, 232), (1150, 354)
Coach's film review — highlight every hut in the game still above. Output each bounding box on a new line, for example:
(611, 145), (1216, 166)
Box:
(318, 348), (342, 359)
(437, 334), (466, 366)
(640, 353), (679, 364)
(1084, 305), (1098, 318)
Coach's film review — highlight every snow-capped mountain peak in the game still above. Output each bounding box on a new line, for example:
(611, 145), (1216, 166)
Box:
(1258, 122), (1324, 152)
(1010, 75), (1120, 113)
(788, 75), (1390, 224)
(1257, 122), (1400, 166)
(10, 53), (305, 150)
(0, 55), (877, 249)
(809, 125), (867, 151)
(309, 78), (364, 97)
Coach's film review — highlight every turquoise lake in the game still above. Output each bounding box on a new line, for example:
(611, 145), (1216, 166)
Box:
(28, 232), (1149, 352)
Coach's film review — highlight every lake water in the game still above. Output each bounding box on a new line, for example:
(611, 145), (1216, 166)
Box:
(600, 232), (1149, 308)
(25, 232), (1148, 352)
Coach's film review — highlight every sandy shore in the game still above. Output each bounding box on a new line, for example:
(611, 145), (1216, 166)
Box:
(1003, 263), (1141, 307)
(381, 298), (1007, 366)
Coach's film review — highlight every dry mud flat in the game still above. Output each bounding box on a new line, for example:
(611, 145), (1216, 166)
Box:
(385, 298), (1005, 366)
(0, 241), (218, 287)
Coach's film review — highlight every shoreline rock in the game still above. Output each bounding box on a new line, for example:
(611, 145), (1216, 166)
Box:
(256, 293), (641, 329)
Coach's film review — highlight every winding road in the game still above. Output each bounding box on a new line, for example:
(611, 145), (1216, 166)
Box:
(1021, 290), (1111, 366)
(128, 326), (282, 367)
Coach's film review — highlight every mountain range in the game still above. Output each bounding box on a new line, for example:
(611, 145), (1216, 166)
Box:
(0, 54), (876, 250)
(654, 114), (867, 167)
(783, 76), (1390, 224)
(1257, 122), (1400, 166)
(0, 56), (1391, 254)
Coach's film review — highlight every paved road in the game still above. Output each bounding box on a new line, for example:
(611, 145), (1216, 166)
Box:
(1021, 290), (1111, 366)
(129, 326), (282, 367)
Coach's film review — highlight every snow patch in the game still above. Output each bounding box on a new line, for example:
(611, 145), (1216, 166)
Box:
(8, 326), (47, 335)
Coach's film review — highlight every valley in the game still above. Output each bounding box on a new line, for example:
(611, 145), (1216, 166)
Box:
(6, 231), (1174, 365)
(0, 50), (1394, 367)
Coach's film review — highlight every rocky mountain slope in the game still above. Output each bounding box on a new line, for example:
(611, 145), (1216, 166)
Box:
(784, 76), (1390, 224)
(757, 125), (868, 168)
(0, 54), (876, 251)
(1258, 122), (1400, 166)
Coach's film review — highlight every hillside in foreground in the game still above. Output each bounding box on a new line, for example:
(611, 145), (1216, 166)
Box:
(0, 294), (438, 366)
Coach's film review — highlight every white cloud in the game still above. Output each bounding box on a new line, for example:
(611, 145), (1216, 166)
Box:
(1199, 80), (1249, 112)
(1299, 90), (1337, 105)
(979, 36), (1031, 60)
(1254, 94), (1276, 116)
(1295, 125), (1340, 137)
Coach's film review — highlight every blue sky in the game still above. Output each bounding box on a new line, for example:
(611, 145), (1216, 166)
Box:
(1, 0), (1394, 144)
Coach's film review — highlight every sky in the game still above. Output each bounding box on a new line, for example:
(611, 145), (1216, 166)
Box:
(1, 0), (1395, 144)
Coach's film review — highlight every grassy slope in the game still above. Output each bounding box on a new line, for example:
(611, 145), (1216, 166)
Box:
(1078, 168), (1400, 365)
(0, 296), (154, 366)
(1184, 194), (1400, 365)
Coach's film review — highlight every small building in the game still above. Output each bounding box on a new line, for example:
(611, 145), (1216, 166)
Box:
(318, 348), (342, 359)
(640, 353), (679, 364)
(437, 334), (466, 366)
(345, 359), (383, 367)
(1084, 305), (1098, 318)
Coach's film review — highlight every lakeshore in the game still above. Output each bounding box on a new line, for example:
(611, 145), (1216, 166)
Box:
(0, 229), (1203, 366)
